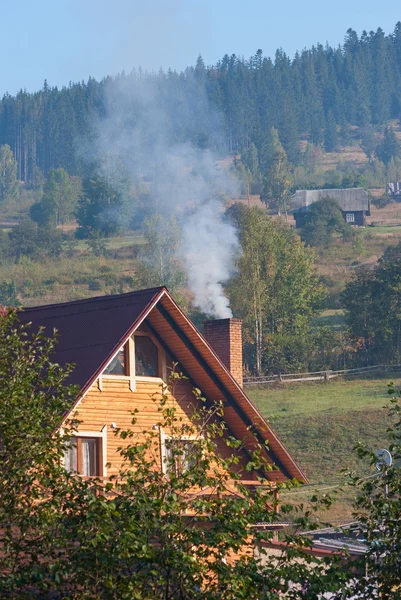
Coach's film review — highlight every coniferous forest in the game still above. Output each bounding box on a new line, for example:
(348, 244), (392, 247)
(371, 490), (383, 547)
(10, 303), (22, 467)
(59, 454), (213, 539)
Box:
(2, 23), (401, 183)
(2, 23), (401, 374)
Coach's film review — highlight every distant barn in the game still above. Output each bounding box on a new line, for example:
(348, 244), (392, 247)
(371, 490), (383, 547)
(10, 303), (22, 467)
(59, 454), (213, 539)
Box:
(386, 181), (401, 197)
(290, 188), (370, 228)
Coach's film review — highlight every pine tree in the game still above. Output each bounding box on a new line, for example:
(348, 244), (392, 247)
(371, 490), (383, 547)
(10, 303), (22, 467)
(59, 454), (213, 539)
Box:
(324, 111), (338, 152)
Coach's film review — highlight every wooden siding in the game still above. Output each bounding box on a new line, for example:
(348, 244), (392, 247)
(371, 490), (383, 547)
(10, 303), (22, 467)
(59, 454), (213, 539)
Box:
(69, 376), (254, 480)
(56, 289), (307, 483)
(294, 210), (367, 228)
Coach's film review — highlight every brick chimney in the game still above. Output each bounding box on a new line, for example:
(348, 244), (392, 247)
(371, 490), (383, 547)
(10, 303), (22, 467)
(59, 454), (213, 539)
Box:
(203, 318), (243, 387)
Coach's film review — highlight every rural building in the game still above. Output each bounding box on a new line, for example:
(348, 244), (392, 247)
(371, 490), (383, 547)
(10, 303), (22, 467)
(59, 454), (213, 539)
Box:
(17, 287), (306, 492)
(290, 188), (370, 227)
(386, 181), (401, 196)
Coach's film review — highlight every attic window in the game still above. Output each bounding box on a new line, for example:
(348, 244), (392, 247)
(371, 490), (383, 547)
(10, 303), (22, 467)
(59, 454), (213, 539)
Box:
(134, 335), (159, 377)
(104, 346), (127, 375)
(102, 331), (164, 383)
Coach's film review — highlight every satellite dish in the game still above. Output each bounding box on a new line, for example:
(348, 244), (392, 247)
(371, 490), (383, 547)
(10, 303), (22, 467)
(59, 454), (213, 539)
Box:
(375, 449), (393, 471)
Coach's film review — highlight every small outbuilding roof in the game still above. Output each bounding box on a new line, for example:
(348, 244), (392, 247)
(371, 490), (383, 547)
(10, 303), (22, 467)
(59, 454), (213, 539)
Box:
(290, 188), (369, 214)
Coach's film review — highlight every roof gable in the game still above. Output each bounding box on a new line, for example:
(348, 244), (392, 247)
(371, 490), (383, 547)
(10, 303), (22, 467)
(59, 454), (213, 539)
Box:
(18, 287), (165, 389)
(18, 288), (307, 483)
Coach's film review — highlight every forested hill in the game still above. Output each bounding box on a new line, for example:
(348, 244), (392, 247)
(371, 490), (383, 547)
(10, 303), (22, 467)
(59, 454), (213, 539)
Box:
(2, 22), (401, 183)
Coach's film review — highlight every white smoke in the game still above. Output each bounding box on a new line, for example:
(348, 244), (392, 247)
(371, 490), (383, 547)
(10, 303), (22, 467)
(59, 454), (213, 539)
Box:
(181, 201), (239, 318)
(80, 73), (240, 318)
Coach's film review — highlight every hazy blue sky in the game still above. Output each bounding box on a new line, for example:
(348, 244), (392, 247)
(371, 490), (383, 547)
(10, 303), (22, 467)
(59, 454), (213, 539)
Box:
(1, 0), (400, 95)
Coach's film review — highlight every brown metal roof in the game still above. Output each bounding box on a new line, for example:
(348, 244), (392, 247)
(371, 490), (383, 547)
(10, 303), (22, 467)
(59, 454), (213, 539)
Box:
(18, 287), (307, 483)
(18, 287), (165, 389)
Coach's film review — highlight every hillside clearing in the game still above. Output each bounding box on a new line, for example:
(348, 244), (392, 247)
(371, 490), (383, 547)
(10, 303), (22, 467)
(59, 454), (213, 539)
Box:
(247, 374), (400, 521)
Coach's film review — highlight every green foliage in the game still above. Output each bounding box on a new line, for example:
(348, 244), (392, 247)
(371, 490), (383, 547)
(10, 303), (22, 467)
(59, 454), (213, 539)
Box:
(342, 241), (401, 365)
(261, 128), (293, 214)
(342, 390), (401, 598)
(76, 169), (134, 237)
(301, 198), (353, 248)
(136, 213), (185, 292)
(87, 229), (110, 257)
(1, 24), (401, 182)
(386, 156), (401, 183)
(0, 311), (83, 596)
(8, 218), (63, 261)
(4, 311), (401, 596)
(360, 128), (377, 162)
(376, 125), (401, 166)
(240, 142), (260, 182)
(248, 373), (395, 485)
(0, 144), (18, 202)
(0, 280), (19, 306)
(233, 160), (252, 197)
(30, 168), (78, 226)
(227, 204), (325, 374)
(0, 315), (344, 598)
(30, 163), (45, 190)
(324, 111), (338, 152)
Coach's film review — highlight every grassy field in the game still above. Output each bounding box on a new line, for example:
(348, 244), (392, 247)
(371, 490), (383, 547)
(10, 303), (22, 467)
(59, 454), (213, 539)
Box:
(74, 234), (146, 250)
(361, 224), (401, 235)
(247, 373), (400, 521)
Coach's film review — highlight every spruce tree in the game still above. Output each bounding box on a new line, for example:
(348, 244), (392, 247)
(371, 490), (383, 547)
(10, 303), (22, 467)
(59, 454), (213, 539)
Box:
(261, 128), (292, 215)
(376, 125), (401, 165)
(324, 111), (338, 152)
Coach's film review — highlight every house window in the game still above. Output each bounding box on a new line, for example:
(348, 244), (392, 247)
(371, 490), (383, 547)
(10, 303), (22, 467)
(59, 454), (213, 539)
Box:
(102, 331), (164, 384)
(346, 213), (355, 223)
(134, 335), (159, 377)
(104, 346), (127, 375)
(163, 438), (201, 476)
(64, 436), (102, 477)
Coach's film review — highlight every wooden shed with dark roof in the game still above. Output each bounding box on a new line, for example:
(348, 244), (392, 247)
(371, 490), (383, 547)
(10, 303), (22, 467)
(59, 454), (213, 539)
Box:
(17, 287), (307, 486)
(290, 188), (370, 227)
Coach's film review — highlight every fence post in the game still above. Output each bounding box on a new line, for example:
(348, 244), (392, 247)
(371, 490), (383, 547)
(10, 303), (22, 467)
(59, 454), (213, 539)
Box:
(278, 372), (283, 383)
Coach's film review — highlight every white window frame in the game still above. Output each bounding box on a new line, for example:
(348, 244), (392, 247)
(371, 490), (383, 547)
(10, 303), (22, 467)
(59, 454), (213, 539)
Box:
(100, 342), (134, 390)
(63, 425), (108, 478)
(346, 213), (355, 223)
(160, 428), (202, 475)
(100, 332), (166, 391)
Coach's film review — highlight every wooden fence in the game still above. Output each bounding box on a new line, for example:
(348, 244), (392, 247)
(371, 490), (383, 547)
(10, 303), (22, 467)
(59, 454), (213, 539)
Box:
(243, 364), (401, 386)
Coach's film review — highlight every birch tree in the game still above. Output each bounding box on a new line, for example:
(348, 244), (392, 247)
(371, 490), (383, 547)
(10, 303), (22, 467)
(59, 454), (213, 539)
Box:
(227, 205), (324, 374)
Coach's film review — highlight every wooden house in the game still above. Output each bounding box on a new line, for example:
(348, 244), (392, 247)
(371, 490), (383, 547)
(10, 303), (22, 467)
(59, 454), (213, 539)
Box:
(290, 188), (370, 227)
(18, 287), (306, 489)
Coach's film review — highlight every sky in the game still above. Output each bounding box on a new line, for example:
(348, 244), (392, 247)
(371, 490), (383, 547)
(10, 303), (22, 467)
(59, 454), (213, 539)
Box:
(1, 0), (400, 96)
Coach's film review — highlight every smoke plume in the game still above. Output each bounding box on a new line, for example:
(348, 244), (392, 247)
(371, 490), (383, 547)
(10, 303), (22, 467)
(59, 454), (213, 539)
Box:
(80, 73), (240, 318)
